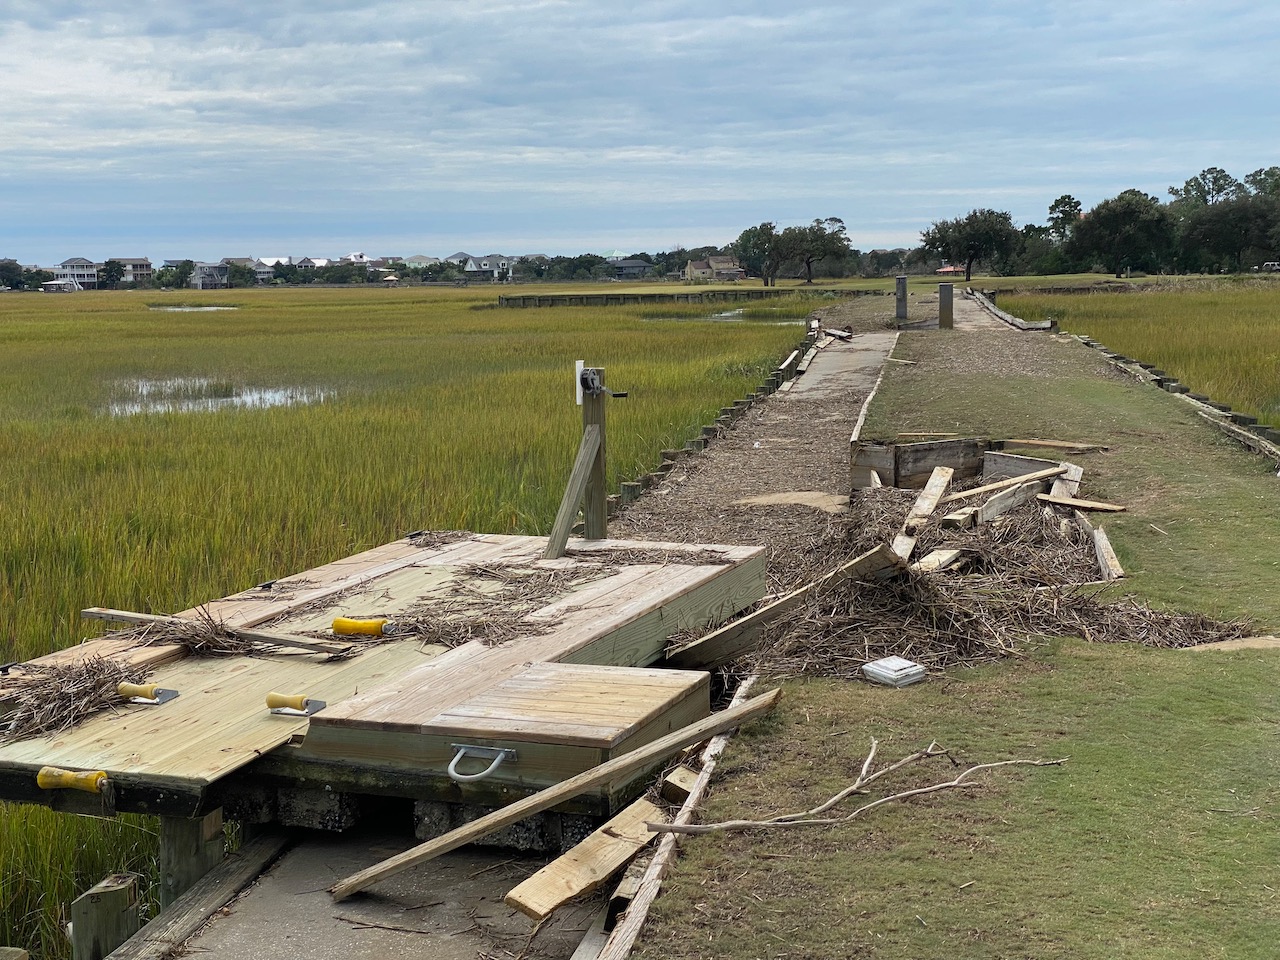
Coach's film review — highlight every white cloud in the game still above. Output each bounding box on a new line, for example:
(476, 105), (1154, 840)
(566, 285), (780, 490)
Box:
(1, 1), (1278, 261)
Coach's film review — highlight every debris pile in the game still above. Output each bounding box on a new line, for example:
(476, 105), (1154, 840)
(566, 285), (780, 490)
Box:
(754, 485), (1253, 679)
(1, 656), (147, 744)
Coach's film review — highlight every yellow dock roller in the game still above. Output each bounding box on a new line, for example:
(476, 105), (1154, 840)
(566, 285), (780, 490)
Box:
(37, 766), (108, 794)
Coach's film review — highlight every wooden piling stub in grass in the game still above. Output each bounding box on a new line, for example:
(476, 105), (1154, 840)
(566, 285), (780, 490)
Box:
(159, 808), (224, 910)
(938, 282), (954, 329)
(70, 873), (139, 960)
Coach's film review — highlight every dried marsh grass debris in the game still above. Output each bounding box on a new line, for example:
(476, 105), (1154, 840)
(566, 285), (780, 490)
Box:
(391, 563), (612, 648)
(563, 546), (735, 566)
(407, 530), (474, 550)
(130, 609), (258, 656)
(2, 656), (147, 743)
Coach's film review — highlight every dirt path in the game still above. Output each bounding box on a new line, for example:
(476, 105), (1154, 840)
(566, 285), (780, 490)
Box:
(611, 331), (898, 592)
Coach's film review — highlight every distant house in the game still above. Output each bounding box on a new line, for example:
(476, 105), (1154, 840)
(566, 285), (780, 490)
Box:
(56, 257), (99, 289)
(463, 254), (513, 281)
(191, 262), (229, 289)
(443, 252), (473, 265)
(684, 260), (713, 281)
(707, 256), (746, 281)
(110, 257), (153, 285)
(613, 258), (654, 280)
(258, 256), (294, 268)
(296, 257), (334, 270)
(251, 259), (275, 283)
(403, 255), (441, 268)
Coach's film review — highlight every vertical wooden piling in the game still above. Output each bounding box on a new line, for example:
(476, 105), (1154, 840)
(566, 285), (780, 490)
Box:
(938, 283), (953, 329)
(895, 275), (908, 320)
(70, 874), (139, 960)
(159, 808), (224, 909)
(582, 369), (607, 541)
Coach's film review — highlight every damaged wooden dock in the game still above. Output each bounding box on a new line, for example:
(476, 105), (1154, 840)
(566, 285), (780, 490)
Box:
(0, 533), (764, 822)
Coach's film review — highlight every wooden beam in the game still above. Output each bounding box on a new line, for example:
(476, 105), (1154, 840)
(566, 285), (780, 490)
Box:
(108, 830), (292, 960)
(1037, 493), (1126, 513)
(659, 765), (699, 805)
(939, 465), (1067, 505)
(582, 381), (608, 542)
(504, 798), (668, 921)
(328, 688), (782, 901)
(81, 609), (352, 657)
(664, 545), (905, 670)
(543, 424), (602, 560)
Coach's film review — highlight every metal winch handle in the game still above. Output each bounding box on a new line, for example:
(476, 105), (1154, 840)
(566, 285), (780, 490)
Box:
(447, 744), (517, 783)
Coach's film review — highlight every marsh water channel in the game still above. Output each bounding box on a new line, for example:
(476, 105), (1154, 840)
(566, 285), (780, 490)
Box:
(108, 377), (334, 415)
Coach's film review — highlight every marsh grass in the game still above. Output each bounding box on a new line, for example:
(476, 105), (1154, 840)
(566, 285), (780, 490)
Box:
(0, 285), (802, 956)
(1003, 283), (1280, 420)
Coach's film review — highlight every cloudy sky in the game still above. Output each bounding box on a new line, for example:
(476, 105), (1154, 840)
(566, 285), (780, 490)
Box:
(3, 1), (1278, 264)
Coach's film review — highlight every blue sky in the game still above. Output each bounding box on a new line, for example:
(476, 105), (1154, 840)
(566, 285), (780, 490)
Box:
(3, 0), (1278, 264)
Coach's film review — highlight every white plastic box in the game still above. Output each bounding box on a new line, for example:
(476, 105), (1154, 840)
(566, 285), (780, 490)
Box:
(861, 656), (927, 687)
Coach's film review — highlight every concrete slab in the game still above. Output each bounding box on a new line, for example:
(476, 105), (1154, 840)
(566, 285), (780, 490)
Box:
(788, 331), (897, 399)
(184, 833), (597, 960)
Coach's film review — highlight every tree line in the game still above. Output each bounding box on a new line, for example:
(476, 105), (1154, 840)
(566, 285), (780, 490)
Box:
(920, 166), (1280, 281)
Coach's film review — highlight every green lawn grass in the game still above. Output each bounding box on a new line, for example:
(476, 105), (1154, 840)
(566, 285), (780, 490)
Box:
(640, 322), (1280, 959)
(0, 284), (805, 958)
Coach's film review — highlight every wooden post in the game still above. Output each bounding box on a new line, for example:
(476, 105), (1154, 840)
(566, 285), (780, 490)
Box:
(159, 809), (224, 910)
(895, 275), (907, 320)
(938, 282), (953, 329)
(70, 874), (139, 960)
(582, 368), (607, 541)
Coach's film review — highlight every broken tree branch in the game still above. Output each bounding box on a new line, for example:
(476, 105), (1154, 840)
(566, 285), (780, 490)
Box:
(647, 739), (1067, 837)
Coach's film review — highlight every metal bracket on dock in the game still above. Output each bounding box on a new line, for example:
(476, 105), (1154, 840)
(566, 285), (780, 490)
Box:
(447, 744), (517, 782)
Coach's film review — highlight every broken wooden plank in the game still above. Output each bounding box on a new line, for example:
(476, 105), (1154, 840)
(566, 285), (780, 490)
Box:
(329, 688), (783, 901)
(505, 798), (668, 922)
(1048, 461), (1084, 500)
(892, 466), (954, 562)
(665, 544), (906, 670)
(80, 608), (352, 657)
(909, 549), (963, 574)
(605, 858), (648, 930)
(940, 507), (977, 530)
(1072, 511), (1125, 580)
(903, 467), (954, 534)
(939, 465), (1067, 505)
(1092, 526), (1125, 580)
(976, 479), (1050, 524)
(821, 327), (853, 341)
(867, 469), (883, 489)
(1002, 439), (1106, 454)
(1037, 494), (1126, 513)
